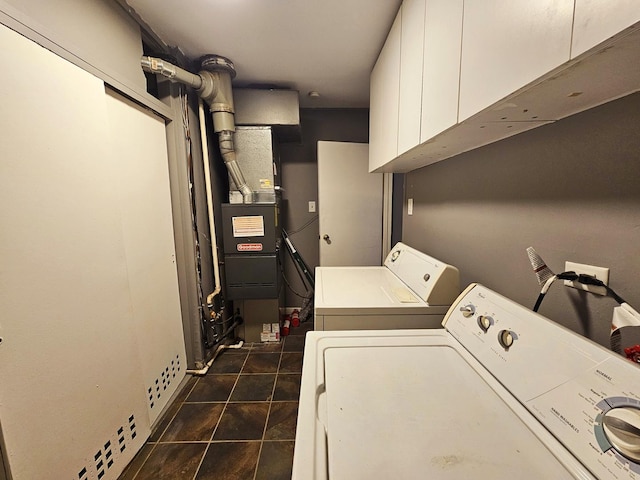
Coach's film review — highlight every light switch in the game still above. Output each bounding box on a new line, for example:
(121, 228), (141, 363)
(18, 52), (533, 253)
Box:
(308, 201), (316, 213)
(408, 198), (413, 215)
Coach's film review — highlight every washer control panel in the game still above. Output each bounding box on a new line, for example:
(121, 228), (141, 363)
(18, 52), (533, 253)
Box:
(444, 284), (640, 479)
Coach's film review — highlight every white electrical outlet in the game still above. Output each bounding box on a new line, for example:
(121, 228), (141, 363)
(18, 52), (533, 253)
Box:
(308, 201), (316, 213)
(564, 261), (609, 296)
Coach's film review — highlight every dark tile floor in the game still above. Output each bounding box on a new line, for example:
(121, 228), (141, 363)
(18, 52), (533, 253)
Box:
(119, 322), (312, 480)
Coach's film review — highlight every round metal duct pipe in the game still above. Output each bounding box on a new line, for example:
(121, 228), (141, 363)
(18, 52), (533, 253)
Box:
(141, 54), (253, 203)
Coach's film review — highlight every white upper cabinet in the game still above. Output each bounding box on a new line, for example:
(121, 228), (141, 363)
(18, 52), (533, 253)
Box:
(572, 0), (640, 58)
(369, 8), (402, 172)
(397, 0), (426, 156)
(458, 0), (574, 121)
(369, 0), (639, 173)
(420, 0), (463, 143)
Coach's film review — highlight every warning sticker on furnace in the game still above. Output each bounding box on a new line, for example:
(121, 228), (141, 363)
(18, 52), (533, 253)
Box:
(232, 215), (265, 238)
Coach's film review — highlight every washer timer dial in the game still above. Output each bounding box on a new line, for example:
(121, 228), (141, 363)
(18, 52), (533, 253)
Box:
(602, 407), (640, 463)
(595, 397), (640, 474)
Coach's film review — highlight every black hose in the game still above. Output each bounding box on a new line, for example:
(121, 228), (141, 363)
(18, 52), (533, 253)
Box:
(533, 293), (545, 312)
(218, 316), (242, 341)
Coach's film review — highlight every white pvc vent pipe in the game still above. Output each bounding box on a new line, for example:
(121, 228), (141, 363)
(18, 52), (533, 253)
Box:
(186, 340), (244, 375)
(198, 100), (221, 307)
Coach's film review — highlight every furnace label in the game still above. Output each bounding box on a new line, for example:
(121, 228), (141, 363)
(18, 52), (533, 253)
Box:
(232, 215), (265, 237)
(237, 243), (263, 252)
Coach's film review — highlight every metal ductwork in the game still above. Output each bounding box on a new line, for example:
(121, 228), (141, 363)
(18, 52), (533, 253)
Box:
(141, 55), (253, 203)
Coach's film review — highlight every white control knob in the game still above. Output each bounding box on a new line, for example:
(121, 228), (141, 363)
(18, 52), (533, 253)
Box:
(603, 407), (640, 462)
(498, 330), (515, 350)
(477, 315), (492, 333)
(460, 305), (475, 318)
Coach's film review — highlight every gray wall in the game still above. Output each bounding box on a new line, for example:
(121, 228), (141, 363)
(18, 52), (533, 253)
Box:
(403, 92), (640, 348)
(1, 0), (147, 95)
(280, 108), (369, 306)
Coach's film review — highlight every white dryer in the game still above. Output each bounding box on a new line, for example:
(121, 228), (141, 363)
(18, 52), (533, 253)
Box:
(314, 242), (460, 330)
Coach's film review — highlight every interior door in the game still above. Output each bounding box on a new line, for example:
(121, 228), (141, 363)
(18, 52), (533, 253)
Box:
(318, 141), (383, 266)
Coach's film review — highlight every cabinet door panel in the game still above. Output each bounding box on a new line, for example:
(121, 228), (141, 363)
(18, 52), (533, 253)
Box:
(369, 8), (402, 172)
(572, 0), (640, 58)
(459, 0), (573, 121)
(398, 0), (426, 155)
(421, 0), (463, 142)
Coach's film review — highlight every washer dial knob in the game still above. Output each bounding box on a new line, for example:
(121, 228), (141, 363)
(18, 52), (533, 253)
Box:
(498, 330), (515, 350)
(477, 315), (492, 333)
(602, 407), (640, 463)
(460, 305), (475, 318)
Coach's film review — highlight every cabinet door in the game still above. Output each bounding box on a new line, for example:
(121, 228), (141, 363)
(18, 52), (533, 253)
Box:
(398, 0), (426, 156)
(572, 0), (640, 58)
(458, 0), (574, 121)
(420, 0), (463, 142)
(369, 8), (402, 172)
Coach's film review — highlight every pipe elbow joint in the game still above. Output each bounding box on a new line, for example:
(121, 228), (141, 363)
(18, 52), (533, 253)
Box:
(240, 187), (253, 203)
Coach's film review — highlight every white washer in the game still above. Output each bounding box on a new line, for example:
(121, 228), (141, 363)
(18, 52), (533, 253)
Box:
(294, 283), (640, 479)
(314, 242), (460, 330)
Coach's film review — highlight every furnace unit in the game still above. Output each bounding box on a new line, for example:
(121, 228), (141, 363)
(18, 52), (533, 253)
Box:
(220, 124), (286, 342)
(221, 203), (284, 342)
(221, 203), (281, 299)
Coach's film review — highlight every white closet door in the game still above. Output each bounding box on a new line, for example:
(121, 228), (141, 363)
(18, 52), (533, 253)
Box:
(0, 25), (148, 479)
(105, 89), (186, 424)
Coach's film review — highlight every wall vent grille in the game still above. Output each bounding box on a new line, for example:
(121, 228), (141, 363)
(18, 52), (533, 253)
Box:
(147, 354), (181, 409)
(74, 414), (137, 480)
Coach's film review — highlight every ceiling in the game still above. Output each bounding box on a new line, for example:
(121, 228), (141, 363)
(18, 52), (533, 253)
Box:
(124, 0), (402, 108)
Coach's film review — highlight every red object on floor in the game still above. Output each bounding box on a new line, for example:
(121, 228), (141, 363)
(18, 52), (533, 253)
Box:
(291, 309), (300, 327)
(282, 319), (291, 336)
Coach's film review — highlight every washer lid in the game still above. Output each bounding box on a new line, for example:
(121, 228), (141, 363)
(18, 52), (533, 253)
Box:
(322, 342), (580, 479)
